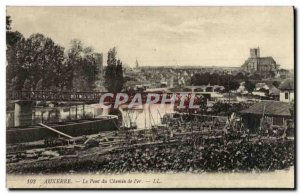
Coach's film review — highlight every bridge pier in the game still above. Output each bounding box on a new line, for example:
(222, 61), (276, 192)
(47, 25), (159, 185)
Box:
(83, 104), (85, 118)
(75, 105), (78, 120)
(14, 101), (33, 127)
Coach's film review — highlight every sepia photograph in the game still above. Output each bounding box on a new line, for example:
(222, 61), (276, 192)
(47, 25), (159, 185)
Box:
(5, 6), (295, 189)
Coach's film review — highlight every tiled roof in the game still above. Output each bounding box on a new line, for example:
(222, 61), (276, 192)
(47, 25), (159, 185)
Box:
(269, 86), (280, 95)
(242, 57), (276, 67)
(240, 101), (292, 117)
(278, 78), (294, 91)
(258, 57), (276, 65)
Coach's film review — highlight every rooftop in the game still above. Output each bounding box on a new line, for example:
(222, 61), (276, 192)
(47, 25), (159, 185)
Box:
(278, 78), (294, 91)
(240, 101), (292, 117)
(258, 57), (276, 65)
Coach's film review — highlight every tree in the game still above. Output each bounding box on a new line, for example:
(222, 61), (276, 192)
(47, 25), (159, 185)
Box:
(210, 73), (220, 85)
(115, 60), (124, 92)
(250, 73), (262, 80)
(6, 16), (27, 90)
(235, 72), (245, 80)
(7, 16), (102, 92)
(6, 33), (26, 90)
(104, 47), (124, 93)
(23, 34), (66, 90)
(6, 16), (12, 31)
(190, 72), (210, 86)
(226, 80), (240, 91)
(244, 79), (255, 93)
(6, 32), (66, 91)
(65, 39), (99, 91)
(22, 78), (32, 91)
(272, 81), (280, 88)
(9, 76), (22, 91)
(6, 16), (23, 47)
(35, 79), (44, 90)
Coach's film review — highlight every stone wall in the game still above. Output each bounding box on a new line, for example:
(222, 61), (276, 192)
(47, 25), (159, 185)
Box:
(7, 117), (118, 144)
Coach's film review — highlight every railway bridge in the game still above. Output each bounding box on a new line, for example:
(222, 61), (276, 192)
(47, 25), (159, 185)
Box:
(7, 90), (109, 127)
(7, 90), (107, 103)
(7, 90), (207, 127)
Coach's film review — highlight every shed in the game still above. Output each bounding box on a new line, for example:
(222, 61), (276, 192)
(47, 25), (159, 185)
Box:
(240, 101), (292, 130)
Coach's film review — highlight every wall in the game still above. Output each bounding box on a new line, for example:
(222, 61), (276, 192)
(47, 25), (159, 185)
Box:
(242, 114), (290, 132)
(280, 91), (294, 102)
(7, 117), (118, 144)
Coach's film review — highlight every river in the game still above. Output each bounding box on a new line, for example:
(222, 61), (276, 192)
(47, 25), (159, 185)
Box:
(102, 104), (175, 129)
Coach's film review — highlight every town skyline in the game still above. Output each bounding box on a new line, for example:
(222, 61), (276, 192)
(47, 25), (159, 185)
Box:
(7, 7), (294, 69)
(6, 6), (295, 189)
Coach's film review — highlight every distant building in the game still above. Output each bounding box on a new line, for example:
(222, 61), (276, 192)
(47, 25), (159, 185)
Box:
(136, 59), (139, 68)
(184, 85), (225, 93)
(160, 81), (168, 88)
(169, 76), (174, 88)
(279, 78), (294, 102)
(241, 47), (278, 74)
(277, 69), (291, 79)
(252, 83), (280, 100)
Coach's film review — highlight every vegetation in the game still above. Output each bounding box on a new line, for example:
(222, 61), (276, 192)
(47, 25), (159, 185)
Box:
(211, 102), (252, 116)
(190, 72), (257, 93)
(190, 72), (240, 91)
(272, 81), (280, 88)
(7, 140), (294, 174)
(6, 16), (101, 92)
(65, 39), (99, 91)
(104, 47), (124, 92)
(244, 79), (256, 93)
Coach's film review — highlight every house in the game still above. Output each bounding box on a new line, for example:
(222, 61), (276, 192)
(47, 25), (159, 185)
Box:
(268, 86), (280, 100)
(277, 69), (291, 79)
(240, 101), (293, 131)
(218, 93), (237, 103)
(241, 47), (278, 74)
(252, 82), (280, 100)
(236, 82), (248, 94)
(278, 78), (294, 102)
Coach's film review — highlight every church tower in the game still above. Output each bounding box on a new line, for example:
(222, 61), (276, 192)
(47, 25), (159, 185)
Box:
(249, 47), (260, 71)
(250, 47), (260, 58)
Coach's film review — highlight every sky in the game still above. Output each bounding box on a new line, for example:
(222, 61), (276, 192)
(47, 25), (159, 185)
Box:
(7, 7), (294, 69)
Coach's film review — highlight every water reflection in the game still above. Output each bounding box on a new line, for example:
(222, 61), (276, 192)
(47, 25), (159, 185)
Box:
(6, 103), (175, 128)
(103, 104), (175, 129)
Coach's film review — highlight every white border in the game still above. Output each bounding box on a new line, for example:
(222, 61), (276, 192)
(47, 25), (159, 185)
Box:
(0, 0), (298, 193)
